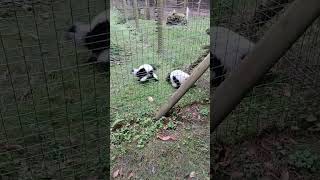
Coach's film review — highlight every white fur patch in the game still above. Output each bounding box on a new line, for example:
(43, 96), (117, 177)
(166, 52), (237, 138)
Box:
(140, 76), (148, 82)
(170, 70), (190, 87)
(152, 73), (158, 80)
(90, 11), (108, 30)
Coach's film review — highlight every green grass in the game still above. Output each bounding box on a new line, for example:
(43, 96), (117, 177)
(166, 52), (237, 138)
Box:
(110, 9), (209, 152)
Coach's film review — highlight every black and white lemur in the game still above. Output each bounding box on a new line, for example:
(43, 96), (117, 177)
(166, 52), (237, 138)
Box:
(132, 64), (159, 82)
(210, 26), (254, 87)
(166, 70), (190, 89)
(65, 11), (109, 71)
(210, 26), (277, 87)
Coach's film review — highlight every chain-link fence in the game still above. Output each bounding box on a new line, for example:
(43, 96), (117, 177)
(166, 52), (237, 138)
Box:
(0, 0), (108, 178)
(110, 0), (209, 150)
(211, 0), (320, 143)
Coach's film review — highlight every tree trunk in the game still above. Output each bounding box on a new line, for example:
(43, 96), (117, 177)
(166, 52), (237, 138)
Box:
(197, 0), (202, 16)
(122, 0), (128, 22)
(157, 0), (164, 54)
(145, 0), (151, 20)
(133, 0), (139, 29)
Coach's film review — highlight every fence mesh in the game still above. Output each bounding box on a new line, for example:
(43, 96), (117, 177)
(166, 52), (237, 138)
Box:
(110, 0), (209, 152)
(0, 0), (108, 178)
(211, 0), (320, 143)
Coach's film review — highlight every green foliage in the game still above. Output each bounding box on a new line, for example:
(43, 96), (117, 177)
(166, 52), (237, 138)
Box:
(167, 120), (176, 130)
(111, 8), (126, 24)
(111, 117), (164, 150)
(200, 107), (209, 117)
(289, 149), (320, 172)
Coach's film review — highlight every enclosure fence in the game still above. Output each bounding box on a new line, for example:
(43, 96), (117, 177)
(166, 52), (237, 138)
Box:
(0, 0), (108, 178)
(211, 0), (320, 143)
(110, 1), (209, 147)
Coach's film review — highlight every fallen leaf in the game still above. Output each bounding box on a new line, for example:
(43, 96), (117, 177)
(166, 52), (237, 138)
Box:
(230, 171), (243, 178)
(119, 167), (123, 176)
(113, 169), (120, 178)
(264, 162), (274, 170)
(157, 135), (177, 141)
(147, 96), (154, 102)
(280, 169), (289, 180)
(128, 171), (134, 179)
(189, 171), (196, 178)
(307, 126), (320, 132)
(152, 166), (156, 174)
(247, 144), (257, 156)
(218, 160), (230, 167)
(283, 86), (291, 97)
(290, 126), (300, 131)
(1, 144), (23, 151)
(306, 114), (317, 122)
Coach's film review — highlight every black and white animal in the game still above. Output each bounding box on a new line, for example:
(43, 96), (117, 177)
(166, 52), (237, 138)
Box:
(65, 11), (109, 69)
(166, 70), (190, 89)
(132, 64), (159, 82)
(210, 26), (255, 87)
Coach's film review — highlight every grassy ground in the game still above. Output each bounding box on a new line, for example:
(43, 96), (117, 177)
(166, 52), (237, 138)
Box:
(111, 103), (210, 179)
(110, 8), (210, 179)
(110, 9), (209, 150)
(212, 129), (320, 180)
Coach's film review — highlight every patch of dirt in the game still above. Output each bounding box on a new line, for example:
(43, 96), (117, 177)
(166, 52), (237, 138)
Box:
(176, 102), (208, 124)
(111, 103), (209, 179)
(212, 129), (320, 180)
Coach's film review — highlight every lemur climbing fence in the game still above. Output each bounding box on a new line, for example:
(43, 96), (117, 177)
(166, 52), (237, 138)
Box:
(212, 0), (320, 143)
(110, 1), (209, 146)
(0, 0), (108, 178)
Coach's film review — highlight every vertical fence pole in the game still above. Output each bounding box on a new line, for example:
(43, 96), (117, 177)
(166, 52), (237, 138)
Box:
(157, 0), (164, 54)
(122, 0), (128, 22)
(133, 0), (140, 29)
(197, 0), (201, 16)
(145, 0), (151, 20)
(184, 0), (188, 8)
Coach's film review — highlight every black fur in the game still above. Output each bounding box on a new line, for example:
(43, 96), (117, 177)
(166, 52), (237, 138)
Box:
(68, 25), (76, 33)
(172, 76), (181, 89)
(88, 56), (98, 62)
(166, 73), (171, 82)
(211, 51), (249, 87)
(211, 52), (226, 87)
(136, 68), (148, 79)
(95, 62), (109, 72)
(84, 20), (110, 56)
(166, 73), (181, 88)
(135, 68), (157, 81)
